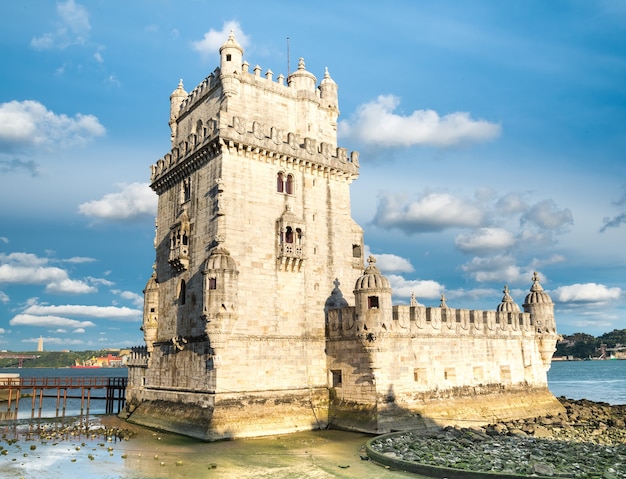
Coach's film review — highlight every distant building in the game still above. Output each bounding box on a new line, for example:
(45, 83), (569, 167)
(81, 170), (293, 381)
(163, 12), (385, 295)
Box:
(125, 33), (562, 440)
(36, 336), (43, 352)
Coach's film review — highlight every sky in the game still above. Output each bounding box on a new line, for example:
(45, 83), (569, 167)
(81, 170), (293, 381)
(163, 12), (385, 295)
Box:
(0, 0), (624, 351)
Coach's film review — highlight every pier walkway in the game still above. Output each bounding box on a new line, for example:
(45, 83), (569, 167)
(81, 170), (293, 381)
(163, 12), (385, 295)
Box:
(0, 376), (126, 420)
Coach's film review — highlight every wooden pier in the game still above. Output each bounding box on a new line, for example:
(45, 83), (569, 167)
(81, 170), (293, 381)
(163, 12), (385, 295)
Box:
(0, 376), (126, 420)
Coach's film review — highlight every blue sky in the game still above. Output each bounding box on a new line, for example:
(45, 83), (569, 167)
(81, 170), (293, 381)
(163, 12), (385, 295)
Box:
(0, 0), (624, 351)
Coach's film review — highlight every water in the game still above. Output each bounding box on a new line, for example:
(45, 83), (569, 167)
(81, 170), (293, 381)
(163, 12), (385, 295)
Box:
(547, 359), (626, 405)
(0, 367), (126, 419)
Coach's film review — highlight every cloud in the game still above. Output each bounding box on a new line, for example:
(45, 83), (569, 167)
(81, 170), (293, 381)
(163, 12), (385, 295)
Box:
(387, 274), (444, 300)
(372, 191), (483, 234)
(23, 336), (85, 346)
(600, 186), (626, 232)
(0, 328), (5, 334)
(552, 283), (621, 304)
(366, 249), (414, 274)
(338, 95), (501, 148)
(496, 192), (528, 216)
(0, 157), (41, 176)
(0, 291), (8, 304)
(461, 254), (531, 284)
(10, 314), (95, 329)
(78, 182), (157, 221)
(455, 227), (516, 253)
(521, 199), (573, 231)
(62, 256), (96, 264)
(112, 289), (144, 308)
(0, 100), (105, 151)
(0, 252), (95, 294)
(31, 0), (91, 50)
(191, 20), (250, 57)
(22, 303), (141, 320)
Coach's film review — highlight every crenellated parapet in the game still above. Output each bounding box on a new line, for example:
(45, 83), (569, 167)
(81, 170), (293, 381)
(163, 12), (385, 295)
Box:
(327, 305), (541, 340)
(150, 114), (359, 193)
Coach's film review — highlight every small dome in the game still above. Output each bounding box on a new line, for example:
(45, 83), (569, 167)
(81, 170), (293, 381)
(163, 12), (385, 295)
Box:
(497, 285), (521, 312)
(524, 272), (552, 305)
(354, 255), (391, 291)
(219, 30), (243, 55)
(170, 79), (187, 99)
(320, 67), (336, 86)
(205, 246), (237, 271)
(325, 278), (349, 311)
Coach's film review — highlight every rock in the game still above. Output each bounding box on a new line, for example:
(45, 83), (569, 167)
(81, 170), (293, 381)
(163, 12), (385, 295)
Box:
(533, 462), (555, 476)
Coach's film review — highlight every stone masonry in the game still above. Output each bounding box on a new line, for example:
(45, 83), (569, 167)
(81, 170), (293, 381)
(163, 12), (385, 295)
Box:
(124, 33), (563, 440)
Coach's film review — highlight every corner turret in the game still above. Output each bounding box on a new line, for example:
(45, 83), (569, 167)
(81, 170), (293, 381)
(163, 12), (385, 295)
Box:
(523, 272), (555, 333)
(288, 58), (317, 92)
(319, 67), (339, 124)
(354, 256), (392, 336)
(220, 31), (243, 99)
(169, 79), (187, 144)
(142, 271), (159, 352)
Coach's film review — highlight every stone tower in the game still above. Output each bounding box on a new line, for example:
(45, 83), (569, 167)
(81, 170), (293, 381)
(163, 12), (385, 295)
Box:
(125, 33), (364, 440)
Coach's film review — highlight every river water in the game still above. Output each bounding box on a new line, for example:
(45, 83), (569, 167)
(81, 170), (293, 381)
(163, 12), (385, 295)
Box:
(0, 361), (624, 478)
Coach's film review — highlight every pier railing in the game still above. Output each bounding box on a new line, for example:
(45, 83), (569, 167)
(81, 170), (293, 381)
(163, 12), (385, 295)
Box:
(0, 376), (127, 420)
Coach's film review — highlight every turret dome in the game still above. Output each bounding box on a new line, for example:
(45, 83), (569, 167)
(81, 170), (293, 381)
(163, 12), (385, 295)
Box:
(205, 246), (237, 271)
(354, 255), (391, 291)
(325, 278), (349, 310)
(524, 272), (552, 305)
(497, 285), (521, 312)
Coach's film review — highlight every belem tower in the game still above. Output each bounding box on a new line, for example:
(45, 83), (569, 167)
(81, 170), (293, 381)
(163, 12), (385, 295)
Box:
(124, 33), (563, 440)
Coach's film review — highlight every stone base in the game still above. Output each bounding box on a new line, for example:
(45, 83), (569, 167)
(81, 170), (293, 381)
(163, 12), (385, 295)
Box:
(126, 387), (329, 441)
(329, 387), (564, 434)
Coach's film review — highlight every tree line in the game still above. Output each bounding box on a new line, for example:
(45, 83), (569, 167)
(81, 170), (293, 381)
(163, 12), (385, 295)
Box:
(555, 329), (626, 359)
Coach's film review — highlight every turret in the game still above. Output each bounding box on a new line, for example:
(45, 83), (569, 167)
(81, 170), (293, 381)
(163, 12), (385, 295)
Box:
(522, 272), (555, 333)
(497, 285), (521, 313)
(219, 31), (243, 98)
(523, 272), (558, 366)
(202, 245), (239, 333)
(354, 256), (392, 336)
(287, 58), (317, 92)
(142, 271), (159, 352)
(169, 79), (187, 144)
(319, 67), (339, 121)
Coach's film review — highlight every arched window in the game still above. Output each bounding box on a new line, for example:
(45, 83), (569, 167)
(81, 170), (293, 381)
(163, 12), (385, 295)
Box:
(285, 174), (294, 195)
(277, 172), (284, 193)
(295, 228), (303, 245)
(208, 277), (217, 290)
(285, 226), (294, 244)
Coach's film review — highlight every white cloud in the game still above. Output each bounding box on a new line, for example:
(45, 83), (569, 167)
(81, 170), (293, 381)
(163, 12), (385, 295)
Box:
(45, 278), (96, 294)
(338, 94), (501, 148)
(62, 256), (96, 264)
(23, 336), (85, 346)
(552, 283), (622, 304)
(0, 291), (8, 304)
(0, 252), (95, 294)
(112, 289), (144, 308)
(461, 254), (532, 284)
(78, 182), (157, 221)
(0, 100), (105, 151)
(22, 303), (141, 320)
(387, 274), (444, 300)
(455, 227), (516, 253)
(10, 314), (95, 329)
(31, 0), (91, 50)
(73, 328), (85, 333)
(191, 20), (250, 57)
(373, 191), (484, 233)
(368, 251), (414, 274)
(0, 328), (5, 334)
(496, 192), (528, 216)
(521, 199), (573, 231)
(600, 186), (626, 232)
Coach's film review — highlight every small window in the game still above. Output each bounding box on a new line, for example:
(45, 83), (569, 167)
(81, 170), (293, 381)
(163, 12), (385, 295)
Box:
(367, 296), (379, 309)
(208, 278), (217, 290)
(285, 174), (294, 195)
(331, 369), (342, 387)
(352, 244), (361, 258)
(183, 178), (191, 202)
(179, 280), (186, 305)
(150, 307), (155, 313)
(226, 54), (232, 61)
